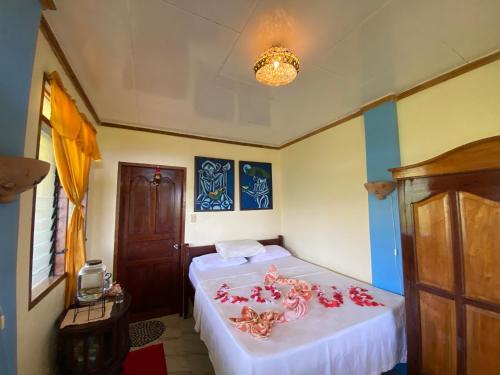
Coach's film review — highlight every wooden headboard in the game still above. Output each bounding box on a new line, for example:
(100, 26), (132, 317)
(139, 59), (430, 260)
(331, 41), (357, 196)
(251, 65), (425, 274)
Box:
(181, 235), (284, 317)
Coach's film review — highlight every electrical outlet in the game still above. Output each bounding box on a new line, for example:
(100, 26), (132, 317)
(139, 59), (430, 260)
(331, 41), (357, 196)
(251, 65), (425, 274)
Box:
(0, 314), (5, 331)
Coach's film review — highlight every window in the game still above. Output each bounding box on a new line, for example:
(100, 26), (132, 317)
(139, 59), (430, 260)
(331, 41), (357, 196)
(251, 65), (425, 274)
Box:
(29, 77), (68, 308)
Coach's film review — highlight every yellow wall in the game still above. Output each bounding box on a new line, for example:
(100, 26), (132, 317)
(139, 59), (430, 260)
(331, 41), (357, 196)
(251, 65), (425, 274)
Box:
(398, 60), (500, 164)
(85, 127), (282, 271)
(280, 117), (372, 283)
(17, 30), (97, 375)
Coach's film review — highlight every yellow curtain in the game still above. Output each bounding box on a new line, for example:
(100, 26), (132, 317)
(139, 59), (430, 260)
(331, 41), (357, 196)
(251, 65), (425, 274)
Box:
(49, 71), (101, 307)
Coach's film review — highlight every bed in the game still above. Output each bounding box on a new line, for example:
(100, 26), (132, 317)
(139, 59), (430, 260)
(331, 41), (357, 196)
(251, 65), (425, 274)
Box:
(182, 236), (406, 375)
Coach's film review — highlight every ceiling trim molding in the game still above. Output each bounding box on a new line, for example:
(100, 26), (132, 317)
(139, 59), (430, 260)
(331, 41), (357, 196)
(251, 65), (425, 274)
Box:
(40, 0), (56, 11)
(360, 94), (397, 113)
(279, 110), (363, 149)
(279, 50), (500, 149)
(40, 15), (100, 124)
(395, 50), (500, 100)
(279, 93), (397, 149)
(100, 122), (280, 150)
(39, 15), (500, 149)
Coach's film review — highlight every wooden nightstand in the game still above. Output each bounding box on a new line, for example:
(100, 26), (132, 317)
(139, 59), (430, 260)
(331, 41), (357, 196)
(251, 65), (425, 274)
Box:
(56, 294), (131, 374)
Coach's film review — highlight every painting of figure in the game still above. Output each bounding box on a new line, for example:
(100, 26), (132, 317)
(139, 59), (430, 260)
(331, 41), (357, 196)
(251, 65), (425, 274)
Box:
(195, 157), (234, 211)
(239, 161), (273, 210)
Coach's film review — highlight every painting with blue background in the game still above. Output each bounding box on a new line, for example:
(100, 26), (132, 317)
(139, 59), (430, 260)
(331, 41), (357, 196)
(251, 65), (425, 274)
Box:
(195, 156), (234, 211)
(239, 161), (273, 210)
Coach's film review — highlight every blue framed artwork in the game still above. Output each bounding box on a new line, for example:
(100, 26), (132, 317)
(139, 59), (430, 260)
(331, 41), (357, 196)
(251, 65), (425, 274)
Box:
(194, 156), (234, 212)
(239, 161), (273, 210)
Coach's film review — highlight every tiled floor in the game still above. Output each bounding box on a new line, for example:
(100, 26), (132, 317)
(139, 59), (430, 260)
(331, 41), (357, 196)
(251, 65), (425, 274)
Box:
(130, 314), (216, 375)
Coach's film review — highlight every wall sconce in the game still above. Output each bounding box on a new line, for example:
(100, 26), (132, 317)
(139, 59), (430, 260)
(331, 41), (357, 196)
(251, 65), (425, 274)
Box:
(0, 156), (50, 203)
(364, 180), (396, 200)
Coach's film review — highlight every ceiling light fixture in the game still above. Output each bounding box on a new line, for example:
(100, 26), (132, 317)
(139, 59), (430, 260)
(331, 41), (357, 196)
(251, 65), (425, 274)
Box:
(254, 46), (300, 87)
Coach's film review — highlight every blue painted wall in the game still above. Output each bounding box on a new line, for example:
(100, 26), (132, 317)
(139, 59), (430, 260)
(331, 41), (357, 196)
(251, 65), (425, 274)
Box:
(364, 101), (405, 374)
(0, 1), (41, 374)
(363, 101), (404, 295)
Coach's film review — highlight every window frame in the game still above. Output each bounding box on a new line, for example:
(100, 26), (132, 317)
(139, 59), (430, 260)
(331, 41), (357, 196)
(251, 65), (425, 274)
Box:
(28, 74), (68, 310)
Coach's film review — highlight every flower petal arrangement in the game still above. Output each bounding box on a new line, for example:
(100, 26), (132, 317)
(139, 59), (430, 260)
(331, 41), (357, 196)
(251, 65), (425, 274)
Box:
(227, 265), (386, 338)
(214, 283), (249, 304)
(313, 285), (344, 308)
(250, 285), (282, 303)
(348, 286), (384, 307)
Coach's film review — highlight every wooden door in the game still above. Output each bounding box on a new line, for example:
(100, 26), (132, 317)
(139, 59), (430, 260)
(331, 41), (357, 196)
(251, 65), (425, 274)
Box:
(115, 163), (185, 320)
(392, 136), (500, 375)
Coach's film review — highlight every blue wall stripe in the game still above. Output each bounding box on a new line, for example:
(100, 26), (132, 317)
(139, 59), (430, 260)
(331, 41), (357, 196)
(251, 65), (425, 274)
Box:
(363, 101), (404, 295)
(0, 1), (40, 374)
(364, 101), (406, 374)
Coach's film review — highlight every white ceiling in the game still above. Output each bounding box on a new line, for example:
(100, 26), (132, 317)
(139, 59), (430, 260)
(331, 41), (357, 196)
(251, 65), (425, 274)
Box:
(44, 0), (500, 146)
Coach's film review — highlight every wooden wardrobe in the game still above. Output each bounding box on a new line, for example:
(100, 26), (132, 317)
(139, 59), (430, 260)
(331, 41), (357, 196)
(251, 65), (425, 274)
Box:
(391, 136), (500, 375)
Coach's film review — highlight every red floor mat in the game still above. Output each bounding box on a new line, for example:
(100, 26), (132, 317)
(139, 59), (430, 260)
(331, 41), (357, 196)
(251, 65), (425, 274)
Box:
(123, 344), (167, 375)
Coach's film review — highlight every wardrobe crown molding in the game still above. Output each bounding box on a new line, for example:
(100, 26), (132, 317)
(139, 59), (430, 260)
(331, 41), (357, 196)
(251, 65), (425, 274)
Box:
(391, 136), (500, 180)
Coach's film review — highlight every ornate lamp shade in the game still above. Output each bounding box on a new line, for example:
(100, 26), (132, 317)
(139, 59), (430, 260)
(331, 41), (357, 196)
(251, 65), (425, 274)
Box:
(254, 46), (300, 86)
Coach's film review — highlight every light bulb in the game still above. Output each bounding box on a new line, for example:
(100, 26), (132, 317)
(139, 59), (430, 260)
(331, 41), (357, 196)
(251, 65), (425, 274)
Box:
(273, 60), (280, 69)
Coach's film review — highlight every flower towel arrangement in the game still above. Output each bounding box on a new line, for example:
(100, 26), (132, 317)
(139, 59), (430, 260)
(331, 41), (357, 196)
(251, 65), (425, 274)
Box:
(228, 265), (313, 338)
(229, 306), (284, 339)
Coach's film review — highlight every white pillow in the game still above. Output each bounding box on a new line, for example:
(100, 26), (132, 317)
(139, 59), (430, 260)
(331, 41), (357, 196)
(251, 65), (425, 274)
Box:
(192, 253), (247, 271)
(248, 245), (291, 263)
(215, 239), (265, 259)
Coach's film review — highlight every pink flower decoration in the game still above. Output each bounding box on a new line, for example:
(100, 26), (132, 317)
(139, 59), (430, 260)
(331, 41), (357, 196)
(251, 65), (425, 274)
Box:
(250, 285), (282, 303)
(348, 286), (384, 307)
(214, 283), (249, 304)
(229, 306), (284, 339)
(317, 286), (344, 308)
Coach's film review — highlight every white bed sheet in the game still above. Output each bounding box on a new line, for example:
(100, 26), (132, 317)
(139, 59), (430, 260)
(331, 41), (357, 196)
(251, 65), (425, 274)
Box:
(189, 256), (406, 375)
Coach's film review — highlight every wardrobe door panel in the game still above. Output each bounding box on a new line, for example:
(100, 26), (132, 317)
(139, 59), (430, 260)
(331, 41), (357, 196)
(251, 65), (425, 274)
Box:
(419, 290), (457, 375)
(466, 305), (500, 374)
(459, 192), (500, 305)
(413, 193), (455, 292)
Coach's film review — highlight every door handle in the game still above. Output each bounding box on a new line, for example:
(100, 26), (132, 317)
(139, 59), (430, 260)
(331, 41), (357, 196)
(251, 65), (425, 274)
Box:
(173, 243), (180, 250)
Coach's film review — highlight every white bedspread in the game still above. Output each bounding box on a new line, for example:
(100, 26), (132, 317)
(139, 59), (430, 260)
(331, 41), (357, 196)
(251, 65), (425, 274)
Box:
(189, 256), (406, 375)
